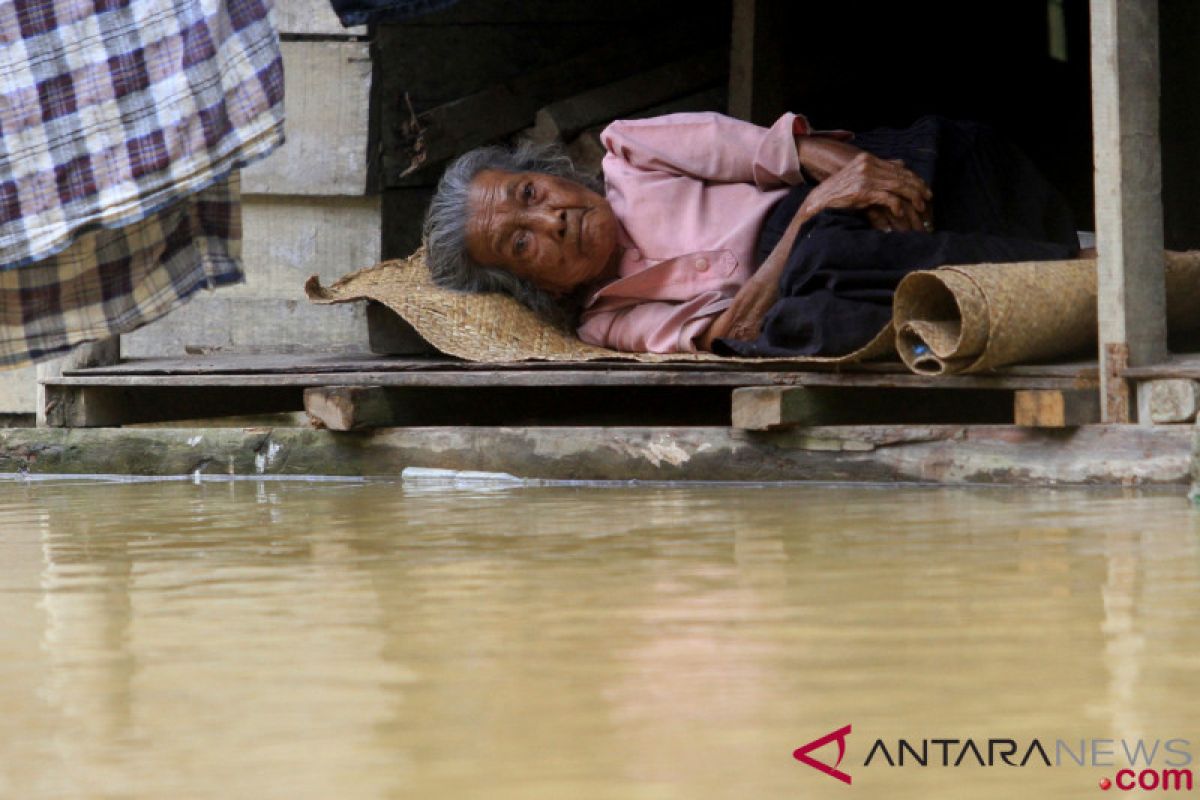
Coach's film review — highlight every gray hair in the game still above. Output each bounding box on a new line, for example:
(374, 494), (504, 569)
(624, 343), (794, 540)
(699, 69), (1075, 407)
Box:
(423, 140), (601, 329)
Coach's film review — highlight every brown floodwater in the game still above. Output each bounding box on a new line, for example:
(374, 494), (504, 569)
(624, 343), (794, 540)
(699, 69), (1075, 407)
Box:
(1, 478), (1198, 799)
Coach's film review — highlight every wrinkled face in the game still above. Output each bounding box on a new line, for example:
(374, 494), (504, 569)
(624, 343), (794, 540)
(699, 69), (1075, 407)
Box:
(465, 169), (619, 295)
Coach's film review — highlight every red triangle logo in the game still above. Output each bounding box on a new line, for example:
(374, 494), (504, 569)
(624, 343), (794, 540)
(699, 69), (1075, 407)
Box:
(793, 725), (853, 785)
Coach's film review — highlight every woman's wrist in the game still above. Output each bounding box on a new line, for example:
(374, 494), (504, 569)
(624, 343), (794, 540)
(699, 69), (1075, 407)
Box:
(795, 136), (863, 183)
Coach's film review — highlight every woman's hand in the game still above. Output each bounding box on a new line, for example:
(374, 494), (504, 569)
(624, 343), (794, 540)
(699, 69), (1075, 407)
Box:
(801, 152), (933, 232)
(699, 271), (781, 348)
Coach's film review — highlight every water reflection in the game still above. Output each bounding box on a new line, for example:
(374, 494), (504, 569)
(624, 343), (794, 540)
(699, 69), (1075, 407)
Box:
(0, 481), (1197, 798)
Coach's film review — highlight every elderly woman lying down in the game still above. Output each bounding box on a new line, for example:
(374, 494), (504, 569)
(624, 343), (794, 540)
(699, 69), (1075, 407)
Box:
(422, 113), (1081, 356)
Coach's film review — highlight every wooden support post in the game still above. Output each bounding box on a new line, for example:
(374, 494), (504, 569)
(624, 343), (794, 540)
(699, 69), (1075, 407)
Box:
(1091, 0), (1168, 422)
(36, 337), (121, 427)
(305, 386), (397, 431)
(1138, 379), (1200, 424)
(1014, 390), (1102, 428)
(728, 0), (786, 124)
(731, 386), (1013, 431)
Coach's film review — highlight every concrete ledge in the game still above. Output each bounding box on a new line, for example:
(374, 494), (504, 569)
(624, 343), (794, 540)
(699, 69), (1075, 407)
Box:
(0, 425), (1192, 487)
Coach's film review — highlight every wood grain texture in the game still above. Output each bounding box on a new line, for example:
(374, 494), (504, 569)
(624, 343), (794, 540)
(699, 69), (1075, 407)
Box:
(1091, 0), (1168, 420)
(242, 41), (372, 195)
(275, 0), (365, 36)
(305, 386), (394, 430)
(1014, 389), (1102, 427)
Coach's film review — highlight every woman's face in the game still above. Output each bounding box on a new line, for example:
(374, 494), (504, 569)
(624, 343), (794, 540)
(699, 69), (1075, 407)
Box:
(465, 169), (619, 295)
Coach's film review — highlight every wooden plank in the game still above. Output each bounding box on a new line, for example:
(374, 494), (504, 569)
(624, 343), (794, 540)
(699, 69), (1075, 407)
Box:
(44, 368), (1101, 391)
(1090, 0), (1169, 422)
(57, 352), (1099, 381)
(1123, 353), (1200, 380)
(1014, 390), (1102, 427)
(35, 338), (120, 426)
(529, 50), (726, 143)
(732, 386), (1013, 430)
(305, 386), (394, 430)
(121, 298), (368, 358)
(728, 0), (787, 124)
(0, 365), (37, 415)
(242, 41), (371, 195)
(233, 195), (381, 299)
(1139, 379), (1200, 423)
(275, 0), (365, 36)
(42, 386), (303, 428)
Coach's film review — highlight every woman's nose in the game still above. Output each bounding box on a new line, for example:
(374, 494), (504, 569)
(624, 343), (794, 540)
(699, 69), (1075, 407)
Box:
(522, 207), (568, 238)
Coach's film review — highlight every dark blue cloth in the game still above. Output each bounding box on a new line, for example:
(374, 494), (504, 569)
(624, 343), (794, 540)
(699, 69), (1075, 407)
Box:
(717, 116), (1080, 357)
(328, 0), (459, 27)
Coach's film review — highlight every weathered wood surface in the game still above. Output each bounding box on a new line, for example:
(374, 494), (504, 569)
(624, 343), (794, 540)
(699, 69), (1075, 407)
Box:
(123, 196), (380, 358)
(34, 338), (121, 425)
(729, 0), (788, 124)
(1091, 0), (1168, 421)
(0, 365), (38, 415)
(41, 386), (303, 428)
(1123, 353), (1200, 379)
(732, 386), (1011, 430)
(305, 386), (395, 430)
(233, 196), (381, 299)
(1140, 379), (1200, 424)
(57, 352), (1100, 378)
(0, 425), (1192, 487)
(242, 41), (372, 195)
(529, 51), (726, 143)
(385, 35), (701, 184)
(47, 365), (1098, 391)
(1014, 389), (1102, 427)
(275, 0), (365, 36)
(121, 298), (368, 358)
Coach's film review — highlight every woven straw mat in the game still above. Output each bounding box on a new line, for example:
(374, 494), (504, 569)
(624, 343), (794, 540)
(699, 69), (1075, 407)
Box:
(304, 249), (894, 364)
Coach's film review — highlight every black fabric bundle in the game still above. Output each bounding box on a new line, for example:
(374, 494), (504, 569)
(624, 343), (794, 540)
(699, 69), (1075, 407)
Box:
(719, 116), (1080, 357)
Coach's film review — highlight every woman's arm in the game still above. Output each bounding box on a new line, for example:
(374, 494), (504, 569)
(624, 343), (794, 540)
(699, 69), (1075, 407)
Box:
(696, 152), (933, 350)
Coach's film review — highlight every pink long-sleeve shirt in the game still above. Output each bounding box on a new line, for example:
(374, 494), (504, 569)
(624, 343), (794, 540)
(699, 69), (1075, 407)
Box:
(576, 111), (813, 353)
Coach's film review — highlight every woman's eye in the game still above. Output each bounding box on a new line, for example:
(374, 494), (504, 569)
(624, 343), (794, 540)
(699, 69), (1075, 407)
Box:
(521, 182), (535, 202)
(514, 232), (529, 255)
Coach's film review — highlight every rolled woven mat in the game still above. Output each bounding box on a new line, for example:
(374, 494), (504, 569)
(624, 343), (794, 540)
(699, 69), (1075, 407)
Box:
(893, 251), (1200, 374)
(305, 248), (895, 364)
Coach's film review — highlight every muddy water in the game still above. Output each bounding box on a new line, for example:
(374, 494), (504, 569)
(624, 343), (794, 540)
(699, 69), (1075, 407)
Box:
(1, 479), (1198, 799)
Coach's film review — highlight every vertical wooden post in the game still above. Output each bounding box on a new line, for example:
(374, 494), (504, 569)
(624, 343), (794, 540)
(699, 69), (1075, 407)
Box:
(36, 337), (120, 427)
(728, 0), (786, 125)
(1090, 0), (1168, 422)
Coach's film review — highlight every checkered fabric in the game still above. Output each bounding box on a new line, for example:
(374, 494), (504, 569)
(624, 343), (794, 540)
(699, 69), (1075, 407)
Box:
(0, 0), (284, 369)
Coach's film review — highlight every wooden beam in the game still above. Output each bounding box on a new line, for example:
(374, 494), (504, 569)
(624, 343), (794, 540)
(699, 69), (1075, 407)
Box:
(728, 0), (786, 124)
(732, 386), (1013, 430)
(1138, 379), (1200, 423)
(1091, 0), (1168, 422)
(529, 50), (725, 143)
(36, 337), (120, 427)
(42, 386), (302, 428)
(305, 386), (396, 431)
(241, 41), (372, 196)
(1014, 389), (1102, 427)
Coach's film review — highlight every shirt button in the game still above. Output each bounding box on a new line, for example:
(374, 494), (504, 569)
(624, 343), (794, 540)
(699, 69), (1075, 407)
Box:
(694, 258), (709, 272)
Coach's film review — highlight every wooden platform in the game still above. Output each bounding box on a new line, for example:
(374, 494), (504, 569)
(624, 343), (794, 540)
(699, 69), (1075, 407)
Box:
(38, 353), (1104, 429)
